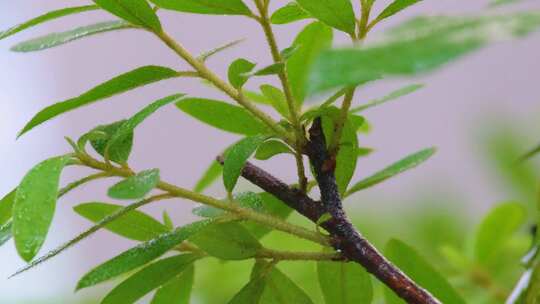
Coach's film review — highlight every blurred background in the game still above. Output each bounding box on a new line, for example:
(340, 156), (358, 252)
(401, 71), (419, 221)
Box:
(1, 0), (540, 303)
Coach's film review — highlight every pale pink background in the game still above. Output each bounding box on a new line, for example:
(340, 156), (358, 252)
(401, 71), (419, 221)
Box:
(1, 0), (540, 302)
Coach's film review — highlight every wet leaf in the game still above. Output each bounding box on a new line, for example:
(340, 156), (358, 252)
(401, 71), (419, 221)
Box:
(108, 169), (160, 200)
(89, 120), (134, 164)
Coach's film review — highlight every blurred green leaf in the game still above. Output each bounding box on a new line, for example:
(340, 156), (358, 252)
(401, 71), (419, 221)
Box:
(252, 63), (284, 76)
(308, 13), (540, 94)
(12, 155), (70, 261)
(255, 140), (293, 160)
(107, 94), (185, 155)
(176, 98), (269, 135)
(260, 264), (314, 304)
(287, 22), (333, 105)
(317, 260), (373, 304)
(375, 0), (422, 22)
(490, 0), (522, 7)
(74, 202), (169, 241)
(194, 160), (222, 193)
(162, 210), (174, 230)
(227, 273), (267, 304)
(223, 135), (267, 192)
(108, 169), (160, 200)
(0, 220), (12, 247)
(94, 0), (161, 31)
(384, 239), (466, 304)
(101, 254), (197, 304)
(0, 189), (16, 226)
(151, 265), (194, 304)
(77, 219), (212, 290)
(0, 5), (99, 40)
(243, 193), (294, 239)
(346, 148), (436, 196)
(271, 2), (311, 25)
(350, 84), (424, 113)
(190, 222), (261, 260)
(18, 65), (179, 137)
(474, 202), (526, 263)
(89, 120), (134, 164)
(10, 20), (132, 52)
(149, 0), (252, 15)
(228, 58), (256, 89)
(295, 0), (355, 34)
(260, 85), (289, 118)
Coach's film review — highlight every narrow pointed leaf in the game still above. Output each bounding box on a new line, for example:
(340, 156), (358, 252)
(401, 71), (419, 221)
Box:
(260, 265), (314, 304)
(107, 93), (184, 153)
(194, 160), (222, 193)
(108, 169), (160, 200)
(176, 98), (268, 135)
(93, 0), (161, 32)
(271, 2), (311, 25)
(0, 220), (12, 247)
(0, 189), (16, 226)
(76, 219), (212, 290)
(149, 0), (252, 15)
(295, 0), (355, 34)
(228, 58), (256, 89)
(88, 120), (134, 164)
(287, 22), (333, 105)
(12, 155), (70, 261)
(317, 260), (373, 304)
(255, 140), (293, 160)
(151, 265), (194, 304)
(474, 202), (526, 262)
(199, 39), (245, 62)
(376, 0), (422, 22)
(0, 5), (99, 40)
(101, 255), (197, 304)
(223, 135), (267, 192)
(74, 202), (169, 241)
(162, 210), (174, 230)
(228, 274), (267, 304)
(190, 222), (261, 260)
(346, 148), (436, 196)
(384, 239), (466, 304)
(308, 13), (540, 95)
(252, 63), (284, 76)
(18, 65), (179, 137)
(351, 84), (424, 113)
(11, 20), (132, 53)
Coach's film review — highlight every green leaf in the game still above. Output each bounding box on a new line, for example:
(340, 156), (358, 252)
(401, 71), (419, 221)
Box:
(176, 98), (268, 135)
(18, 65), (179, 137)
(12, 155), (70, 261)
(162, 210), (174, 230)
(151, 265), (194, 304)
(255, 140), (293, 160)
(10, 20), (132, 53)
(260, 264), (314, 304)
(350, 84), (424, 113)
(0, 5), (99, 40)
(307, 13), (540, 95)
(317, 260), (373, 304)
(74, 202), (169, 241)
(346, 148), (436, 196)
(227, 274), (267, 304)
(252, 63), (284, 76)
(0, 220), (12, 247)
(199, 39), (245, 62)
(101, 254), (197, 304)
(77, 219), (212, 290)
(287, 22), (333, 105)
(108, 169), (160, 200)
(106, 93), (185, 155)
(194, 160), (223, 193)
(260, 85), (289, 118)
(93, 0), (161, 32)
(228, 58), (256, 89)
(223, 135), (267, 192)
(149, 0), (252, 16)
(271, 2), (311, 25)
(0, 189), (16, 226)
(474, 202), (526, 262)
(384, 239), (466, 304)
(376, 0), (422, 22)
(243, 90), (273, 106)
(89, 120), (134, 164)
(295, 0), (355, 34)
(190, 222), (261, 260)
(193, 191), (264, 219)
